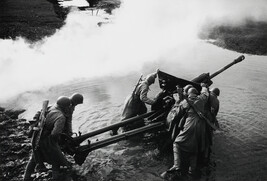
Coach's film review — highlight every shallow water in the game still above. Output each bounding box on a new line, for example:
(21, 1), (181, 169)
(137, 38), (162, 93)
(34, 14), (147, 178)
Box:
(13, 41), (267, 181)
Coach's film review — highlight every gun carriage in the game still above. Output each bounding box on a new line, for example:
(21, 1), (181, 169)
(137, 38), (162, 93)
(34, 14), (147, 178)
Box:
(60, 55), (245, 165)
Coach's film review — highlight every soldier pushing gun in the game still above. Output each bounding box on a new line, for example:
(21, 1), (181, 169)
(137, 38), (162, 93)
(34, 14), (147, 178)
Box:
(110, 71), (158, 135)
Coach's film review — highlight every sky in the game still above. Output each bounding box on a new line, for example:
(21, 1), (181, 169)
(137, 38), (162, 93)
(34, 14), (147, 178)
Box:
(1, 0), (267, 102)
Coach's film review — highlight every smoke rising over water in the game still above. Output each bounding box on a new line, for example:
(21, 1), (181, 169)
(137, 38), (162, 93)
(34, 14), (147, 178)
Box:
(1, 0), (267, 102)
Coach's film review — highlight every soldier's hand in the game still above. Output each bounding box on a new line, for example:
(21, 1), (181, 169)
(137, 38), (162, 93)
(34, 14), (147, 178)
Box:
(33, 127), (40, 131)
(72, 132), (78, 137)
(163, 96), (174, 107)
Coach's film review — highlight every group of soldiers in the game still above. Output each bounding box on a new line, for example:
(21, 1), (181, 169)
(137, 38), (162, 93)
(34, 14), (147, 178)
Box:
(23, 71), (220, 181)
(162, 82), (220, 178)
(23, 93), (84, 181)
(110, 71), (220, 178)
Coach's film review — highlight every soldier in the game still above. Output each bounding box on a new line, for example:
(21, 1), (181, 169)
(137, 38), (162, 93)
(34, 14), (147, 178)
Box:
(161, 83), (209, 178)
(64, 93), (84, 136)
(174, 84), (193, 104)
(23, 96), (82, 181)
(204, 87), (220, 161)
(110, 72), (157, 135)
(183, 84), (193, 98)
(209, 88), (220, 118)
(166, 84), (193, 139)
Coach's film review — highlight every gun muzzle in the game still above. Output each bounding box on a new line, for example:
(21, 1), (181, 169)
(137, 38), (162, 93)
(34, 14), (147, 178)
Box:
(234, 55), (245, 64)
(209, 55), (245, 80)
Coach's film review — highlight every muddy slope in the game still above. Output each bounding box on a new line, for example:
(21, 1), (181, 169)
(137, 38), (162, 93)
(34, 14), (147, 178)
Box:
(0, 108), (30, 181)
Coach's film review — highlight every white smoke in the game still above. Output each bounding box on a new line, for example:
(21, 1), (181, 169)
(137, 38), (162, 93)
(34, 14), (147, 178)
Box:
(1, 0), (267, 102)
(199, 0), (267, 25)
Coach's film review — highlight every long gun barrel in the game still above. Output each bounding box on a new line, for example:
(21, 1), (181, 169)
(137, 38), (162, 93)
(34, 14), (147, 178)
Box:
(209, 55), (245, 79)
(191, 55), (245, 84)
(154, 55), (245, 109)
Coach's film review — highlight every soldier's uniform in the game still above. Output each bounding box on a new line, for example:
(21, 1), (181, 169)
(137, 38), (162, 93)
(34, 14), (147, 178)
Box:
(121, 73), (157, 131)
(23, 97), (73, 181)
(204, 89), (220, 161)
(171, 86), (209, 175)
(110, 73), (157, 134)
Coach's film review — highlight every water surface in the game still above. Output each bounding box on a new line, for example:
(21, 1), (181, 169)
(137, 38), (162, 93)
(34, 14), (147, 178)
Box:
(16, 42), (267, 181)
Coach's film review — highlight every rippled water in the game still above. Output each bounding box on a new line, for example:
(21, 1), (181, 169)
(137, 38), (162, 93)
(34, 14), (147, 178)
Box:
(13, 42), (267, 181)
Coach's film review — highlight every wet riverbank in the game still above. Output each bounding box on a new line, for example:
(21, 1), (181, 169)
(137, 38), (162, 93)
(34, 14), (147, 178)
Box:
(0, 108), (29, 181)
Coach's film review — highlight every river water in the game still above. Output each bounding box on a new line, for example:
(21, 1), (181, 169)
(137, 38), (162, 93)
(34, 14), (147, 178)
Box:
(13, 41), (267, 181)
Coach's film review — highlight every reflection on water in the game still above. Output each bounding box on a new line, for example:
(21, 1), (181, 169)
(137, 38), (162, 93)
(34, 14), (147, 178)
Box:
(15, 42), (267, 181)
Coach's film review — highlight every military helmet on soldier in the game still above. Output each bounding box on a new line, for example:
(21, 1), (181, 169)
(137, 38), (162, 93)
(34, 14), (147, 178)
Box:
(210, 87), (220, 96)
(188, 87), (199, 96)
(183, 84), (193, 94)
(70, 93), (83, 106)
(56, 96), (71, 109)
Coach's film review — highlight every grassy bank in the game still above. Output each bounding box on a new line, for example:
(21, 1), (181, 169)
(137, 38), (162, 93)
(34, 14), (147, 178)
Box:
(0, 0), (120, 42)
(199, 20), (267, 55)
(0, 0), (65, 42)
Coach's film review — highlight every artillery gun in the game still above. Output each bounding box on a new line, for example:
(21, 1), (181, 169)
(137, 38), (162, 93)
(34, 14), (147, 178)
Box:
(60, 55), (245, 165)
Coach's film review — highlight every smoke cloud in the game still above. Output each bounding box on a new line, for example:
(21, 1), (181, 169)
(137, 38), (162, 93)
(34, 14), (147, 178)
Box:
(1, 0), (267, 102)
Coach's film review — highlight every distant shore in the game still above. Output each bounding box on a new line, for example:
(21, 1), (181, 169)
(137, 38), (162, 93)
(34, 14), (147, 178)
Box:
(1, 0), (267, 54)
(199, 20), (267, 55)
(0, 0), (65, 42)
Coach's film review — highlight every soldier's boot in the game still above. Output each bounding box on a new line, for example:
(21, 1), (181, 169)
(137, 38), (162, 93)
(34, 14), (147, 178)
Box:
(171, 142), (182, 173)
(160, 143), (182, 179)
(160, 166), (182, 180)
(188, 155), (200, 179)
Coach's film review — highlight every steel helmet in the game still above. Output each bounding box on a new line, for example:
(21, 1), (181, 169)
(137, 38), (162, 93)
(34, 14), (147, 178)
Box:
(210, 88), (220, 96)
(146, 72), (157, 85)
(56, 96), (71, 109)
(188, 87), (199, 96)
(70, 93), (84, 106)
(183, 84), (193, 94)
